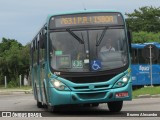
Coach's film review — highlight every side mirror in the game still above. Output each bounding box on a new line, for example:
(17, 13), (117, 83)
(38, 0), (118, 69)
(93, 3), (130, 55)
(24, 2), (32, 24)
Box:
(44, 26), (47, 30)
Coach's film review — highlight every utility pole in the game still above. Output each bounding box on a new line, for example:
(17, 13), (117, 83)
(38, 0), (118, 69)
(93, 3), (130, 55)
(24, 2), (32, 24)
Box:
(19, 75), (22, 88)
(5, 76), (7, 88)
(149, 45), (153, 87)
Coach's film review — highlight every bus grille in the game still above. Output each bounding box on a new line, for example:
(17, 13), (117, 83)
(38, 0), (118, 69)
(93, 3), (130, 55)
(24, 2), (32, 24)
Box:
(65, 74), (116, 83)
(73, 84), (109, 90)
(77, 92), (106, 100)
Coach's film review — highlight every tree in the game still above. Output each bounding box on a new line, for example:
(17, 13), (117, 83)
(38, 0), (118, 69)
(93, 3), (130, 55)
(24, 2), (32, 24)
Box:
(0, 38), (30, 87)
(132, 31), (160, 43)
(126, 6), (160, 33)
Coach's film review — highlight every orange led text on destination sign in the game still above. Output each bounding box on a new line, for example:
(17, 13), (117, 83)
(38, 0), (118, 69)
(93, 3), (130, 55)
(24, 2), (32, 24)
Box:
(60, 16), (115, 25)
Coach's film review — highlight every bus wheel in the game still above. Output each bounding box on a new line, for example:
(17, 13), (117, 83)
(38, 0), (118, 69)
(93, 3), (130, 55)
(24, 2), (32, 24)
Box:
(47, 105), (57, 113)
(35, 86), (43, 108)
(107, 101), (123, 112)
(37, 100), (43, 108)
(83, 104), (91, 107)
(92, 103), (99, 107)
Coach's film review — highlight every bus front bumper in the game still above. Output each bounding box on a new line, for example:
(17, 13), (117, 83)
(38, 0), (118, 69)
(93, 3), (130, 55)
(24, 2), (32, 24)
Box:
(49, 82), (132, 106)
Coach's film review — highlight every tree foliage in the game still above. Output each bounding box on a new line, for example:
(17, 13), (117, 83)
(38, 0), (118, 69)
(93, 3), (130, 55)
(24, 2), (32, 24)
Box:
(132, 31), (160, 43)
(126, 6), (160, 43)
(0, 38), (30, 86)
(126, 6), (160, 33)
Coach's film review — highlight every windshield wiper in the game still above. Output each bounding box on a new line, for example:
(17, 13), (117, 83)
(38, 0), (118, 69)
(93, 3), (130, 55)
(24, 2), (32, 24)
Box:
(96, 27), (108, 46)
(66, 29), (84, 44)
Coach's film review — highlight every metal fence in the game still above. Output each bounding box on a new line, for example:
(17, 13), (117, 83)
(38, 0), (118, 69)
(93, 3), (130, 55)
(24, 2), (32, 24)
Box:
(0, 75), (31, 88)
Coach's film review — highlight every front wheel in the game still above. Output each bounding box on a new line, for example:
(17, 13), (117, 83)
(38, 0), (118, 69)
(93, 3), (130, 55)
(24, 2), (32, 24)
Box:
(35, 86), (43, 108)
(107, 101), (123, 112)
(92, 103), (99, 107)
(37, 100), (43, 108)
(47, 105), (58, 113)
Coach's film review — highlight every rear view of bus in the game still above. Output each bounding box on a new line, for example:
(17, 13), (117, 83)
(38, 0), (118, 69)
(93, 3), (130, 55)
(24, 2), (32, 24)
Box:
(31, 10), (132, 113)
(131, 42), (160, 86)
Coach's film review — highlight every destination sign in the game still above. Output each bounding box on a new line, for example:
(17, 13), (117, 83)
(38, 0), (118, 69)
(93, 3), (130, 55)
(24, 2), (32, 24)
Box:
(49, 13), (123, 28)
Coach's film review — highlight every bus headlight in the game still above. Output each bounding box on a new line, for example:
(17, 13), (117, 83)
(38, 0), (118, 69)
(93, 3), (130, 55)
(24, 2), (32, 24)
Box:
(122, 76), (128, 83)
(51, 79), (70, 91)
(113, 75), (130, 88)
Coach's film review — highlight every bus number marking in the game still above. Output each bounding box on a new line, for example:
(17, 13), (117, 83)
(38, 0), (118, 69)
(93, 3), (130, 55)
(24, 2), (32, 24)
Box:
(54, 72), (61, 75)
(72, 60), (83, 68)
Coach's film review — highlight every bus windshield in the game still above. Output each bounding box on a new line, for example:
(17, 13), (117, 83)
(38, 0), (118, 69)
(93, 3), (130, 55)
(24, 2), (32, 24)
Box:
(49, 27), (128, 72)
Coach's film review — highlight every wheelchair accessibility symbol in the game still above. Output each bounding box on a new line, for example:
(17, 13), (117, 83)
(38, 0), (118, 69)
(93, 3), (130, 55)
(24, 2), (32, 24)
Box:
(91, 60), (101, 71)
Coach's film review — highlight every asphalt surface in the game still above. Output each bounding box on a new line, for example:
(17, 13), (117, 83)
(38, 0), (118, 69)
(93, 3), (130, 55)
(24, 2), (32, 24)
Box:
(0, 94), (160, 120)
(0, 89), (160, 120)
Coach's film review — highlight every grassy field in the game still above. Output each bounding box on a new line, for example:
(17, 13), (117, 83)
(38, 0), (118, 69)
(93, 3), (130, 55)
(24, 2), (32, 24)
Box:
(132, 86), (160, 98)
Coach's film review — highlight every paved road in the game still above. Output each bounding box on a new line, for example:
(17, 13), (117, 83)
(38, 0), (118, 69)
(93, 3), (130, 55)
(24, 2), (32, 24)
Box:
(0, 94), (160, 120)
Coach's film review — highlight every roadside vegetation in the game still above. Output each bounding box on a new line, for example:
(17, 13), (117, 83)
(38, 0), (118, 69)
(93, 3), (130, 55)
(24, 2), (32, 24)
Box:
(132, 86), (160, 98)
(125, 6), (160, 43)
(0, 38), (30, 87)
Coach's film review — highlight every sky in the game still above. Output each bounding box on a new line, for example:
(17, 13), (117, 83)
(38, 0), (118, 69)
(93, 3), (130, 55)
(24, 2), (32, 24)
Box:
(0, 0), (160, 45)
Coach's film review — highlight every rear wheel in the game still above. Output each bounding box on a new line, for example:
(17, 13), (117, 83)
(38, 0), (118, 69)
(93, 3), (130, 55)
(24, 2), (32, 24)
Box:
(47, 105), (58, 113)
(37, 100), (43, 108)
(35, 85), (43, 108)
(107, 101), (123, 112)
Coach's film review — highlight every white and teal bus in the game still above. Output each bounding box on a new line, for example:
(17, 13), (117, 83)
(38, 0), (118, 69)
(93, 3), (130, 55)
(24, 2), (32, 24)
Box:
(30, 10), (132, 112)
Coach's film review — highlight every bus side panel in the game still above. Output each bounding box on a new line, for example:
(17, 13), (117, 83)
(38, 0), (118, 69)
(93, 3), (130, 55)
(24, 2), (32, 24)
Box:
(132, 65), (149, 85)
(33, 65), (41, 101)
(132, 64), (160, 86)
(152, 65), (160, 84)
(31, 67), (36, 99)
(40, 61), (47, 104)
(37, 65), (43, 102)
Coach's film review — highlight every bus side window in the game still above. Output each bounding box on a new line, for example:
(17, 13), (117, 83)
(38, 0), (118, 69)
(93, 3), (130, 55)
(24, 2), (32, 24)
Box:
(31, 42), (34, 67)
(158, 50), (160, 64)
(139, 48), (149, 64)
(33, 40), (35, 65)
(39, 31), (45, 61)
(34, 39), (38, 65)
(131, 48), (138, 64)
(37, 40), (40, 65)
(153, 49), (159, 64)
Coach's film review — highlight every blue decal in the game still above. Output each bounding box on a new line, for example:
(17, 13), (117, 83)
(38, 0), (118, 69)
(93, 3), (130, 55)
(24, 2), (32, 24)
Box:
(91, 60), (101, 71)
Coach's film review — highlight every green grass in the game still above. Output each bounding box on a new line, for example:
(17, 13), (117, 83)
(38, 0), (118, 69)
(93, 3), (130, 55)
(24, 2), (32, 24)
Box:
(132, 86), (160, 98)
(0, 86), (32, 90)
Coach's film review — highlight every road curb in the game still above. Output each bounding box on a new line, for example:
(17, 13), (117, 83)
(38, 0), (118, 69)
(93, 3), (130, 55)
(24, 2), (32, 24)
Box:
(137, 94), (160, 98)
(0, 90), (33, 95)
(151, 94), (160, 98)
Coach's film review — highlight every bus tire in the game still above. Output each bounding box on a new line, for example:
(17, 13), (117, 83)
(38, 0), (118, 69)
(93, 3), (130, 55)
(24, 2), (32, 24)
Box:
(107, 101), (123, 112)
(35, 85), (43, 108)
(92, 103), (99, 107)
(37, 100), (43, 108)
(47, 105), (57, 113)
